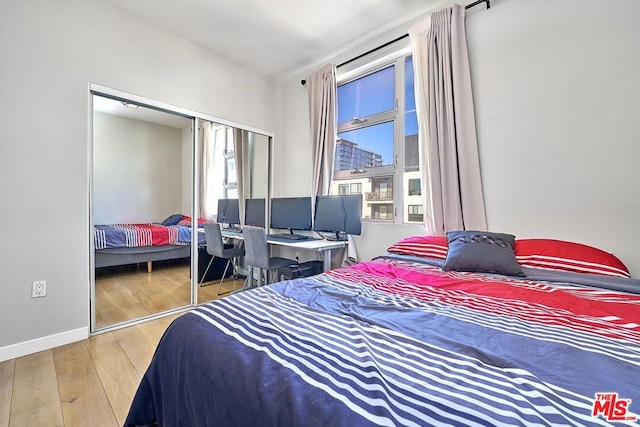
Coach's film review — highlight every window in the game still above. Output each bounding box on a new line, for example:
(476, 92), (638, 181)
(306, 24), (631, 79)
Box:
(408, 205), (423, 222)
(408, 178), (421, 196)
(205, 125), (238, 218)
(371, 204), (393, 220)
(332, 51), (417, 223)
(338, 66), (395, 124)
(225, 149), (238, 198)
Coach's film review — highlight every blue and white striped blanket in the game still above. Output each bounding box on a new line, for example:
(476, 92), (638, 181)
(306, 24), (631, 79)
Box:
(125, 257), (640, 426)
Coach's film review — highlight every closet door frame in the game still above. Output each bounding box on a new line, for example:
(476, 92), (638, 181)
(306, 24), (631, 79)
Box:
(88, 83), (274, 334)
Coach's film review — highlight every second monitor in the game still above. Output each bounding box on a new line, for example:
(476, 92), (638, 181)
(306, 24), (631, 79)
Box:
(244, 198), (266, 228)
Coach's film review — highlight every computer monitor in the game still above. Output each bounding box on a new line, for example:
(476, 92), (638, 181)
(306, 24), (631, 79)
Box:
(314, 194), (362, 240)
(216, 198), (240, 228)
(270, 197), (312, 233)
(244, 198), (266, 227)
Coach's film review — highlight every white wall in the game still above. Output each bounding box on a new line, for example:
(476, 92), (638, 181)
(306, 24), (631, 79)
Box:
(0, 0), (276, 358)
(93, 112), (184, 224)
(276, 0), (640, 276)
(467, 0), (640, 276)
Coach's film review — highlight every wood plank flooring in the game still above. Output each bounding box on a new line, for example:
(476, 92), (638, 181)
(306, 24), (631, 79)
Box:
(95, 260), (242, 329)
(2, 265), (245, 426)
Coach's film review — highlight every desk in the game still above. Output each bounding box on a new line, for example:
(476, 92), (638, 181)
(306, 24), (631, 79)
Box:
(221, 230), (346, 271)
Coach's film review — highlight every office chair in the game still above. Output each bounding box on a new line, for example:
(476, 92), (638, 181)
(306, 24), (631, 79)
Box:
(201, 222), (245, 295)
(242, 225), (296, 288)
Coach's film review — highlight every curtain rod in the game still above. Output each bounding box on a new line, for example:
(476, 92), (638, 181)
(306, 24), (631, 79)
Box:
(301, 0), (490, 86)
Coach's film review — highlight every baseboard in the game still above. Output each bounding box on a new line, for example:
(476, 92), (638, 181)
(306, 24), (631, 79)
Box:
(0, 327), (89, 362)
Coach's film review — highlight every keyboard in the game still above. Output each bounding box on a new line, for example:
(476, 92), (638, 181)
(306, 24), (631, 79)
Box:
(268, 233), (309, 241)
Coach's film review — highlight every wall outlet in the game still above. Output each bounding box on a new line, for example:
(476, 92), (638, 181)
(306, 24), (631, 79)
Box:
(32, 280), (46, 298)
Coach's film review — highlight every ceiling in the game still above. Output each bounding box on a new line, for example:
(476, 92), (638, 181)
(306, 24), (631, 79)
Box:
(93, 95), (193, 129)
(97, 0), (444, 78)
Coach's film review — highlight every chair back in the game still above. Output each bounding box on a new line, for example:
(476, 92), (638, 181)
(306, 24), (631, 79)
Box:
(242, 225), (270, 270)
(203, 222), (226, 257)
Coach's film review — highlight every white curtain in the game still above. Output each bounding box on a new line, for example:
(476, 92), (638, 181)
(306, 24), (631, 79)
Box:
(409, 4), (487, 235)
(306, 63), (358, 263)
(307, 63), (337, 200)
(233, 128), (251, 225)
(198, 121), (212, 219)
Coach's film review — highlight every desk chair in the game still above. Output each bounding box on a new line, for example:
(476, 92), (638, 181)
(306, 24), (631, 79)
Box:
(242, 225), (296, 288)
(201, 222), (245, 295)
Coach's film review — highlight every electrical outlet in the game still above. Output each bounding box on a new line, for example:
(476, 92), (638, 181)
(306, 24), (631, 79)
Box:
(32, 280), (46, 298)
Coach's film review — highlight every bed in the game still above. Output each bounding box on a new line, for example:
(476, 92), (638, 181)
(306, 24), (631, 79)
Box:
(94, 215), (205, 271)
(124, 231), (640, 426)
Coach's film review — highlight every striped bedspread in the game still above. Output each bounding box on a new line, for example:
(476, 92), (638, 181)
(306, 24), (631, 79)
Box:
(94, 223), (198, 249)
(125, 257), (640, 426)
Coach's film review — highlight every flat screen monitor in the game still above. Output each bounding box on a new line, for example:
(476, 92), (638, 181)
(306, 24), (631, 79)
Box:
(270, 197), (312, 232)
(216, 198), (240, 227)
(314, 194), (362, 239)
(244, 198), (266, 227)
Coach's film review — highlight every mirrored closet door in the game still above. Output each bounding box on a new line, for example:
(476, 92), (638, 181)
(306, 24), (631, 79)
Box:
(195, 124), (271, 304)
(90, 86), (273, 333)
(91, 93), (195, 331)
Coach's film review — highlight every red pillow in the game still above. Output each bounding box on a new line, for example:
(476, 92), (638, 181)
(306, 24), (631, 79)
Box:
(387, 236), (449, 260)
(514, 239), (630, 278)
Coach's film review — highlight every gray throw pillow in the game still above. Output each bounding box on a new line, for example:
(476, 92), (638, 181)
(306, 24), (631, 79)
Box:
(443, 230), (524, 276)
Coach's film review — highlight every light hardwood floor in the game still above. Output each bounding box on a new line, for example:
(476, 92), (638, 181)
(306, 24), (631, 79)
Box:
(96, 261), (241, 329)
(2, 271), (245, 427)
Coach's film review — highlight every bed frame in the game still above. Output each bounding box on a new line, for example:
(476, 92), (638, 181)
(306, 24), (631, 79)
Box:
(95, 245), (191, 273)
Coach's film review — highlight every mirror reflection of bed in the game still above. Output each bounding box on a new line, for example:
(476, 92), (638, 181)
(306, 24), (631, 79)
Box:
(92, 93), (268, 331)
(92, 96), (195, 330)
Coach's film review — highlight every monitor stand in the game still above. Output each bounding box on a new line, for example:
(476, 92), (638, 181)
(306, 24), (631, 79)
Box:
(324, 232), (347, 241)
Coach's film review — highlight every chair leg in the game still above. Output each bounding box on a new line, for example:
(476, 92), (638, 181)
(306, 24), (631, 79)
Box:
(268, 269), (281, 284)
(216, 258), (233, 296)
(252, 267), (258, 288)
(231, 266), (252, 295)
(260, 269), (267, 286)
(199, 256), (215, 287)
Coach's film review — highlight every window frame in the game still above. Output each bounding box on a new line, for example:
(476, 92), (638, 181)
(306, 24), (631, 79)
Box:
(335, 61), (400, 181)
(408, 178), (421, 196)
(335, 53), (412, 224)
(407, 204), (423, 222)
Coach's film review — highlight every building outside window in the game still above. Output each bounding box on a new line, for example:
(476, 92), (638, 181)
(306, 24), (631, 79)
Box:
(404, 175), (422, 223)
(332, 51), (418, 223)
(408, 178), (421, 196)
(371, 204), (393, 220)
(408, 205), (423, 222)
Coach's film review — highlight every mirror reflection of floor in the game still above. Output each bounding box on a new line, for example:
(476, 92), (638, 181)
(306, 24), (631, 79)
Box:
(94, 260), (245, 329)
